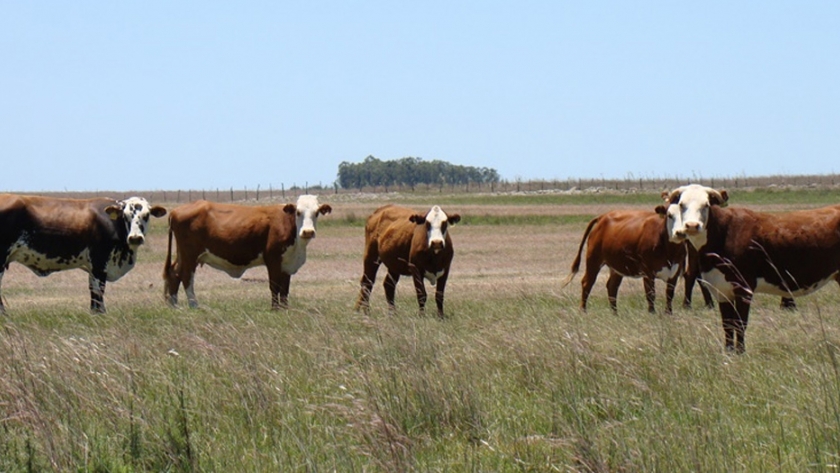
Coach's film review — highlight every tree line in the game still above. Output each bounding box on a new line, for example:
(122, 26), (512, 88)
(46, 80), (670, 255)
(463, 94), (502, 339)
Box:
(336, 156), (500, 190)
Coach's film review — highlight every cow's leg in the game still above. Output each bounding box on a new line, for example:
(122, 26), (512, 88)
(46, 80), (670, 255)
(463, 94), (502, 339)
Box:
(384, 270), (401, 315)
(580, 264), (601, 311)
(184, 276), (199, 309)
(411, 270), (429, 316)
(0, 267), (6, 314)
(700, 283), (715, 309)
(643, 277), (656, 314)
(163, 257), (181, 307)
(606, 271), (622, 312)
(89, 272), (107, 314)
(433, 273), (448, 319)
(780, 297), (796, 310)
(176, 258), (200, 309)
(664, 274), (679, 315)
(356, 258), (380, 314)
(719, 297), (751, 354)
(268, 267), (292, 310)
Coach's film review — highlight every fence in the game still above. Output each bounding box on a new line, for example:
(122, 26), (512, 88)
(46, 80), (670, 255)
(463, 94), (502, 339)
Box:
(22, 174), (840, 203)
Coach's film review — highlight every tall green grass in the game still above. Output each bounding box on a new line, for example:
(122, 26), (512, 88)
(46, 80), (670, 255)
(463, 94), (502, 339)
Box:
(3, 288), (840, 471)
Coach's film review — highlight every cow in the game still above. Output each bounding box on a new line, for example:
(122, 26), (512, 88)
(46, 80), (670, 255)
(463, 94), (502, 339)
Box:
(0, 194), (167, 313)
(562, 208), (713, 314)
(162, 195), (331, 310)
(354, 204), (460, 318)
(664, 184), (827, 353)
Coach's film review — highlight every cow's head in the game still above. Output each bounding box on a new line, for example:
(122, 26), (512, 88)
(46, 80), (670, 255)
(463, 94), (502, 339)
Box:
(105, 197), (167, 247)
(409, 206), (461, 253)
(660, 184), (728, 249)
(293, 194), (331, 240)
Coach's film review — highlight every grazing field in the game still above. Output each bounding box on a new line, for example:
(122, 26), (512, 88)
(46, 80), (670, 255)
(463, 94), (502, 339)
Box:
(3, 187), (840, 471)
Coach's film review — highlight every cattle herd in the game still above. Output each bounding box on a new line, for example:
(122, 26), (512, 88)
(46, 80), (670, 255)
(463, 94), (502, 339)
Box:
(2, 184), (840, 354)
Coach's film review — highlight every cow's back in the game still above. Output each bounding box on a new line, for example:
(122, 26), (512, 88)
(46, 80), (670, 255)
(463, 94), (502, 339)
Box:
(364, 205), (416, 273)
(1, 195), (115, 250)
(705, 205), (840, 292)
(588, 210), (678, 275)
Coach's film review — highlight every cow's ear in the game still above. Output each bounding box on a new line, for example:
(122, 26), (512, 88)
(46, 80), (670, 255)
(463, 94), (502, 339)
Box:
(409, 214), (426, 224)
(283, 204), (296, 214)
(447, 214), (461, 224)
(660, 190), (670, 202)
(667, 190), (682, 204)
(104, 204), (122, 221)
(151, 206), (167, 218)
(318, 204), (332, 215)
(654, 205), (667, 216)
(709, 189), (729, 207)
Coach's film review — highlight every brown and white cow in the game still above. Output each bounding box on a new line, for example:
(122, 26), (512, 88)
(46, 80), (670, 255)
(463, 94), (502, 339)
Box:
(163, 195), (331, 309)
(0, 194), (167, 313)
(665, 184), (828, 353)
(562, 208), (713, 314)
(355, 204), (460, 318)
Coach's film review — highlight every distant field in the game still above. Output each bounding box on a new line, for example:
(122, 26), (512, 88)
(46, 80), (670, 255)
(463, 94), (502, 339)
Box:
(3, 187), (840, 471)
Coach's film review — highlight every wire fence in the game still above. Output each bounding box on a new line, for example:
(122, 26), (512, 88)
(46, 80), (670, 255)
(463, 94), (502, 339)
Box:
(21, 173), (840, 203)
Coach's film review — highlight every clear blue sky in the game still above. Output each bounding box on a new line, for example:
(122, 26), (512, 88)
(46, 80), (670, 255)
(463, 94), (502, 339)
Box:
(2, 2), (838, 192)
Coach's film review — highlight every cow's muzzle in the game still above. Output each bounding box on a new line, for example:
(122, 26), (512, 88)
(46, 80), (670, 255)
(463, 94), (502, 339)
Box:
(128, 235), (145, 246)
(684, 222), (702, 235)
(429, 240), (444, 253)
(300, 229), (316, 239)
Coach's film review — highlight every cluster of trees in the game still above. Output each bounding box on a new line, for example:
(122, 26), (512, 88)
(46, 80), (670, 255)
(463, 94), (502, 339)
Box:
(336, 156), (500, 190)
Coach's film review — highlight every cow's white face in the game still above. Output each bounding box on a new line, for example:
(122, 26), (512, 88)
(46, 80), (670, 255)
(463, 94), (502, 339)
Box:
(295, 195), (331, 240)
(106, 197), (167, 247)
(412, 206), (461, 254)
(662, 184), (728, 249)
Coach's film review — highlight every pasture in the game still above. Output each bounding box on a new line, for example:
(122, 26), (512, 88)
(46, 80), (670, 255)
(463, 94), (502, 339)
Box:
(2, 187), (840, 471)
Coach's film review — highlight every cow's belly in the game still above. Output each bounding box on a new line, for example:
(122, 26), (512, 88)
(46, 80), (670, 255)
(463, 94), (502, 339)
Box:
(756, 273), (838, 297)
(198, 251), (264, 278)
(702, 268), (839, 301)
(701, 268), (736, 302)
(610, 262), (680, 281)
(7, 243), (91, 276)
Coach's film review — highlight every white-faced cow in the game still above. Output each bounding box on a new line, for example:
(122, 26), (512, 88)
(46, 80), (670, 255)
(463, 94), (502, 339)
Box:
(665, 184), (826, 353)
(0, 194), (167, 313)
(163, 195), (331, 309)
(355, 204), (460, 318)
(562, 208), (713, 314)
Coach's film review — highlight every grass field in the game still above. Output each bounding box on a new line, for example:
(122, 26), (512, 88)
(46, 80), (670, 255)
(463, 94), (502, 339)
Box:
(3, 187), (840, 471)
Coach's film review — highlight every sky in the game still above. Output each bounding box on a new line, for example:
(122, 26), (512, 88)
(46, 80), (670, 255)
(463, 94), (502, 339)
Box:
(2, 1), (839, 192)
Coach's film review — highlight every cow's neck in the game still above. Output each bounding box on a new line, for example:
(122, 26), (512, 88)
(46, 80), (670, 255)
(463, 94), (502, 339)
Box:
(281, 235), (309, 275)
(103, 221), (138, 281)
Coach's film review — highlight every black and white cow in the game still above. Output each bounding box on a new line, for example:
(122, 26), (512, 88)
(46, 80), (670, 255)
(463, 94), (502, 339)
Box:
(0, 194), (167, 313)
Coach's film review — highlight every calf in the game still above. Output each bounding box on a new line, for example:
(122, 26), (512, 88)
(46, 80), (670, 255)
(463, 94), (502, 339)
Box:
(562, 208), (711, 314)
(355, 204), (460, 318)
(0, 194), (166, 313)
(163, 195), (331, 309)
(665, 184), (831, 353)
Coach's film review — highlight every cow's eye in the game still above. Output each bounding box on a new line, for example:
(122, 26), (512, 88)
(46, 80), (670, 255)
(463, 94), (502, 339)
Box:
(680, 203), (687, 211)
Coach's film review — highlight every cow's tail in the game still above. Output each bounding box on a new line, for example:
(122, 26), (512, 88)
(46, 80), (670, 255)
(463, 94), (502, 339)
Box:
(162, 220), (176, 296)
(561, 216), (600, 288)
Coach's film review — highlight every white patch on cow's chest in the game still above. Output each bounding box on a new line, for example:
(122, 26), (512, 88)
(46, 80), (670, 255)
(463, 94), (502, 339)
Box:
(756, 273), (838, 297)
(281, 242), (308, 275)
(105, 247), (138, 281)
(198, 251), (264, 278)
(7, 240), (91, 276)
(424, 269), (445, 286)
(655, 263), (681, 282)
(701, 268), (736, 302)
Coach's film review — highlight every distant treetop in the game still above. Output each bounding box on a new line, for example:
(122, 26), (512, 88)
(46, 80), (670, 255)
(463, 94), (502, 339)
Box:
(337, 156), (500, 190)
